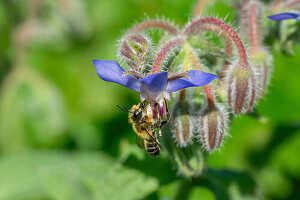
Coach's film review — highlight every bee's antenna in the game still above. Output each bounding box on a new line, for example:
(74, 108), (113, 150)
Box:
(117, 105), (130, 113)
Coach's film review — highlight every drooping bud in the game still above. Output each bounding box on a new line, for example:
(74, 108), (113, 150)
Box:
(198, 103), (228, 152)
(249, 47), (272, 98)
(118, 33), (152, 70)
(172, 90), (194, 147)
(227, 62), (257, 114)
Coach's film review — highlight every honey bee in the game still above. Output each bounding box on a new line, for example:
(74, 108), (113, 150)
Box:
(118, 99), (171, 156)
(118, 101), (162, 156)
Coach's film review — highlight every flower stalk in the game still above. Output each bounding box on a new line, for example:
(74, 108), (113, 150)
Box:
(128, 20), (179, 35)
(184, 17), (249, 65)
(243, 0), (272, 99)
(152, 37), (185, 74)
(249, 1), (261, 49)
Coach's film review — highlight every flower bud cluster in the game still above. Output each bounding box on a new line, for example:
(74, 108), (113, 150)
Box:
(111, 0), (275, 164)
(118, 33), (152, 70)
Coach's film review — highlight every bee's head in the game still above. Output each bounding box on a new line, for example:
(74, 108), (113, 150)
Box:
(129, 103), (144, 122)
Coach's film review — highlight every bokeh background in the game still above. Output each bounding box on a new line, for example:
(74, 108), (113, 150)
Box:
(0, 0), (300, 199)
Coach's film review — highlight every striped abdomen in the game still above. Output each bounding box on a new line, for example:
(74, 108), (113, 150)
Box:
(144, 140), (160, 157)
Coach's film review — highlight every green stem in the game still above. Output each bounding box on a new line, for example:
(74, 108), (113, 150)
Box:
(173, 179), (195, 200)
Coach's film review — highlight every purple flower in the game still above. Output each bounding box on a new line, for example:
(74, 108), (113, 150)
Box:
(93, 60), (217, 103)
(268, 12), (300, 21)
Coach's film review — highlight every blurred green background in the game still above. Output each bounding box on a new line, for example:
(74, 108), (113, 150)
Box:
(0, 0), (300, 199)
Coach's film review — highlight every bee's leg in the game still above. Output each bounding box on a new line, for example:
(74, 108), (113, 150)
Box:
(153, 102), (163, 137)
(156, 138), (162, 149)
(160, 99), (170, 126)
(146, 129), (161, 146)
(154, 103), (161, 122)
(141, 115), (148, 122)
(164, 98), (171, 122)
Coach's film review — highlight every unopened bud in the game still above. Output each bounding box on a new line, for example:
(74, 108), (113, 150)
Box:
(172, 93), (194, 147)
(198, 104), (228, 152)
(120, 40), (138, 61)
(249, 47), (272, 98)
(227, 62), (257, 114)
(118, 33), (152, 70)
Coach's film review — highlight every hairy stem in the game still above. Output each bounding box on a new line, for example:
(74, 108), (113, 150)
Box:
(179, 89), (186, 102)
(184, 17), (249, 66)
(152, 37), (184, 74)
(186, 22), (233, 80)
(128, 20), (179, 35)
(199, 24), (233, 80)
(249, 1), (261, 49)
(184, 19), (234, 81)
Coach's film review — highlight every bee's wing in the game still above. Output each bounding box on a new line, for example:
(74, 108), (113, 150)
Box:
(135, 135), (145, 149)
(145, 129), (162, 149)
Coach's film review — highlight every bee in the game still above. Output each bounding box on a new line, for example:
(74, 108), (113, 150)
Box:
(118, 101), (162, 156)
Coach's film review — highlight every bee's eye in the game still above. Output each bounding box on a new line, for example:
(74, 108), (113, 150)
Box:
(133, 109), (142, 119)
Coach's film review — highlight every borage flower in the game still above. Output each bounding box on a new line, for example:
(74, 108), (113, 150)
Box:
(268, 12), (300, 21)
(93, 60), (217, 123)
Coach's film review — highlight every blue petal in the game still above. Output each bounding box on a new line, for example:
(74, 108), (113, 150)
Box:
(93, 60), (140, 92)
(139, 72), (168, 101)
(167, 70), (217, 93)
(267, 12), (299, 21)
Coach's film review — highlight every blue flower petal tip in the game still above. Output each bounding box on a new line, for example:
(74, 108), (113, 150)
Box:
(267, 12), (300, 21)
(93, 59), (141, 92)
(166, 70), (218, 93)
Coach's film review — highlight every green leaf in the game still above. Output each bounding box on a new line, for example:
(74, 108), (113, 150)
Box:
(189, 186), (215, 200)
(272, 129), (300, 177)
(0, 151), (159, 200)
(0, 67), (67, 152)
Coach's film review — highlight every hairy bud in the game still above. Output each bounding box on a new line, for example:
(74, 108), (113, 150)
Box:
(198, 104), (228, 152)
(227, 62), (257, 114)
(172, 92), (194, 147)
(118, 33), (152, 70)
(249, 47), (272, 99)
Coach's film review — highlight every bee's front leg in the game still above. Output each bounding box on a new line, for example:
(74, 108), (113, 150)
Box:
(141, 115), (148, 122)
